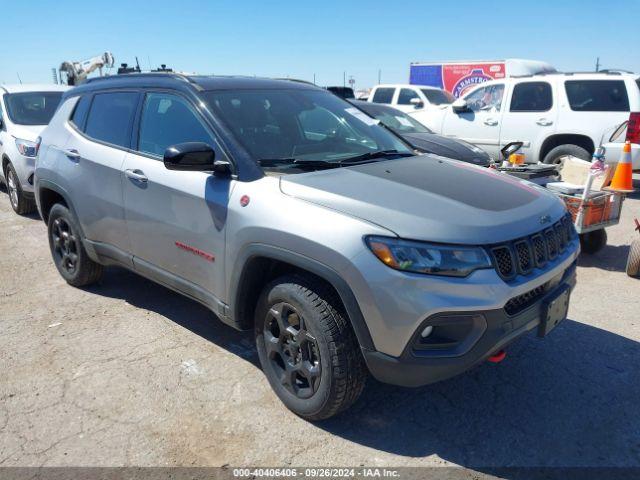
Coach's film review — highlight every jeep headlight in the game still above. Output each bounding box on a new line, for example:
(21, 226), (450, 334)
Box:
(365, 236), (492, 277)
(15, 138), (39, 158)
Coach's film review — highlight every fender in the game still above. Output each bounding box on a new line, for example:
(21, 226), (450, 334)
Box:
(229, 243), (375, 351)
(35, 179), (90, 245)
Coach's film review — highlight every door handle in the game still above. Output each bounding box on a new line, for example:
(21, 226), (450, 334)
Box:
(536, 118), (553, 126)
(63, 149), (81, 160)
(483, 118), (498, 126)
(125, 169), (148, 183)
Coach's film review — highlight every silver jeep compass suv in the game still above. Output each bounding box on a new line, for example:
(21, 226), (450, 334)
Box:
(35, 74), (579, 420)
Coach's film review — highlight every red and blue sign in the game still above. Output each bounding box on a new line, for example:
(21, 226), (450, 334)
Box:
(410, 62), (506, 98)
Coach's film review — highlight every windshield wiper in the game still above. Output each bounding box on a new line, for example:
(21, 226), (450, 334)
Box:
(336, 149), (414, 165)
(258, 150), (414, 169)
(258, 158), (337, 169)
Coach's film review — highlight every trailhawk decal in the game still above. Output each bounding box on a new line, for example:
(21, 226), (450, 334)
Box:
(175, 241), (215, 262)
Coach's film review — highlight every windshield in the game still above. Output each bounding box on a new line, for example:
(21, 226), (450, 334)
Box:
(364, 106), (433, 134)
(202, 89), (412, 168)
(4, 92), (63, 125)
(421, 89), (455, 105)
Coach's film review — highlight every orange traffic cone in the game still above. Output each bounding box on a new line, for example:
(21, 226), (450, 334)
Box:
(609, 141), (634, 192)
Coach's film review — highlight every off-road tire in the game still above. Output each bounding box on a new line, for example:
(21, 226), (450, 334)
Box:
(543, 144), (590, 165)
(255, 274), (367, 420)
(47, 203), (103, 287)
(580, 229), (607, 255)
(626, 239), (640, 278)
(5, 162), (36, 215)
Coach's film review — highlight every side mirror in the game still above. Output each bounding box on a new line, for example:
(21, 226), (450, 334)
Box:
(410, 98), (424, 109)
(163, 142), (229, 175)
(452, 98), (469, 113)
(500, 141), (524, 160)
(609, 121), (628, 143)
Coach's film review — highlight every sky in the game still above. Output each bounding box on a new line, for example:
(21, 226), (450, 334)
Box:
(2, 0), (639, 89)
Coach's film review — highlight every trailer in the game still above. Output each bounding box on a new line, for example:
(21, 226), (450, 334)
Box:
(409, 59), (556, 98)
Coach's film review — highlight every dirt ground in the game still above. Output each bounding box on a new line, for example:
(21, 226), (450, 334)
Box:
(1, 178), (639, 473)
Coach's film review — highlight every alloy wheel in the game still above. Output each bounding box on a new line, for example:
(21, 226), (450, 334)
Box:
(7, 169), (19, 209)
(263, 302), (321, 399)
(51, 217), (79, 275)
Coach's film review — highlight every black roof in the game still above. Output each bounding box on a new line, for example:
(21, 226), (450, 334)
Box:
(66, 73), (321, 97)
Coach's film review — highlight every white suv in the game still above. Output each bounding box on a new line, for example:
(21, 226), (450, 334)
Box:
(368, 84), (455, 113)
(0, 84), (68, 214)
(410, 72), (640, 165)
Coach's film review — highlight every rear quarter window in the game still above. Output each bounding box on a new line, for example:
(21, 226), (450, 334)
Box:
(84, 92), (139, 148)
(371, 88), (395, 104)
(565, 80), (629, 112)
(69, 95), (91, 130)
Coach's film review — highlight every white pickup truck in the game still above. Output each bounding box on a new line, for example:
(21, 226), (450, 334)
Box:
(410, 71), (640, 166)
(368, 84), (455, 113)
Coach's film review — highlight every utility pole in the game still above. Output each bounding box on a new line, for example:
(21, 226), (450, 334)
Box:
(313, 73), (316, 85)
(343, 71), (346, 87)
(595, 57), (600, 72)
(378, 69), (381, 84)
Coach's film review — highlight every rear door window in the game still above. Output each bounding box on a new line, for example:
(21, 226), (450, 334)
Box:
(565, 80), (629, 112)
(371, 87), (395, 104)
(510, 82), (553, 112)
(84, 92), (139, 148)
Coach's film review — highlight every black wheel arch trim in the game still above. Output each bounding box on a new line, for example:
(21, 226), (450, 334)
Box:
(36, 180), (85, 236)
(229, 243), (375, 351)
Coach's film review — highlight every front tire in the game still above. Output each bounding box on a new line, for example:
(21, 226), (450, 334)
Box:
(255, 275), (367, 420)
(47, 203), (103, 287)
(543, 144), (590, 165)
(5, 162), (36, 215)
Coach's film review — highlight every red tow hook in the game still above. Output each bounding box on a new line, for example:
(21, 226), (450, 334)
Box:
(487, 349), (506, 363)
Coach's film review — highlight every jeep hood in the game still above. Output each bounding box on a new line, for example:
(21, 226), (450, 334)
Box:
(279, 155), (566, 245)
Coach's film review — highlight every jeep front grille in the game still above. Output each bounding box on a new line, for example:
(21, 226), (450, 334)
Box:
(489, 214), (576, 281)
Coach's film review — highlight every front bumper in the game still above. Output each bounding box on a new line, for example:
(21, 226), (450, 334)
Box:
(362, 260), (577, 387)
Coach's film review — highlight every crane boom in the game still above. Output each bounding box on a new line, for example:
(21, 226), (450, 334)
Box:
(59, 52), (115, 86)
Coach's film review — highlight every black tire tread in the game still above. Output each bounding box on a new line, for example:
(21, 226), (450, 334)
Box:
(543, 144), (590, 165)
(5, 163), (36, 215)
(48, 203), (103, 287)
(579, 229), (607, 255)
(262, 274), (367, 420)
(626, 239), (640, 278)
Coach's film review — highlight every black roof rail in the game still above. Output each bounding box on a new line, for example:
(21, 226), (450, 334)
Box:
(85, 71), (193, 84)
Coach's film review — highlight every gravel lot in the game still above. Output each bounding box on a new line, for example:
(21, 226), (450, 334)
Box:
(1, 178), (639, 472)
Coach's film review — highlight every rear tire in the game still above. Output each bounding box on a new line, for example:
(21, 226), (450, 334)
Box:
(580, 229), (607, 255)
(47, 203), (103, 287)
(543, 144), (590, 165)
(5, 162), (36, 215)
(255, 274), (367, 420)
(626, 239), (640, 278)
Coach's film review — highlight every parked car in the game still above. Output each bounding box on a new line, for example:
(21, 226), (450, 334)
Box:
(36, 74), (579, 420)
(368, 83), (455, 113)
(0, 84), (68, 214)
(351, 100), (491, 166)
(410, 71), (640, 164)
(602, 113), (640, 170)
(325, 86), (355, 99)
